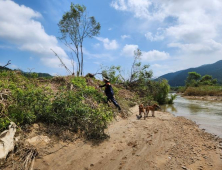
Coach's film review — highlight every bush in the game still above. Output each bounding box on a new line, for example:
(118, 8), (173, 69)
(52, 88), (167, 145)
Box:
(184, 86), (222, 96)
(166, 94), (177, 104)
(177, 86), (186, 93)
(0, 72), (113, 139)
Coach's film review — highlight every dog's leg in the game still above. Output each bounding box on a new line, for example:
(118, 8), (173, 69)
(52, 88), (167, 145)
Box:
(139, 111), (142, 117)
(152, 110), (155, 117)
(146, 109), (149, 117)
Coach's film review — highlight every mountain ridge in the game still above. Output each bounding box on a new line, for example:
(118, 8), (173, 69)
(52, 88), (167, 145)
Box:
(158, 60), (222, 86)
(0, 66), (52, 78)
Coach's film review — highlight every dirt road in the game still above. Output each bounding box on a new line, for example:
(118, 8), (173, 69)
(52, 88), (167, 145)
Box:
(34, 106), (222, 170)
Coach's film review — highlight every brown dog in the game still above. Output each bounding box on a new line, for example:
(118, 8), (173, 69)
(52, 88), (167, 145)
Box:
(136, 104), (146, 119)
(145, 104), (161, 117)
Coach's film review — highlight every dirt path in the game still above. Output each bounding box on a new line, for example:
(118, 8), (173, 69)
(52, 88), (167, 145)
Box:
(34, 106), (222, 170)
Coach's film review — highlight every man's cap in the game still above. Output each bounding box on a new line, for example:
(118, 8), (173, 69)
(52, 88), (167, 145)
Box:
(103, 77), (110, 82)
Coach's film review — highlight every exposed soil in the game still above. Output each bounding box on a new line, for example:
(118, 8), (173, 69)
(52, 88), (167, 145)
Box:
(32, 106), (222, 170)
(183, 95), (222, 102)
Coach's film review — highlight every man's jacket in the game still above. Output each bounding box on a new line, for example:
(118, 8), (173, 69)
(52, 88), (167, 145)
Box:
(99, 82), (114, 97)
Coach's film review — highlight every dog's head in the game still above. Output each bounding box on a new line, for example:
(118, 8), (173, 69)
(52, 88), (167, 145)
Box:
(153, 104), (161, 110)
(139, 104), (144, 109)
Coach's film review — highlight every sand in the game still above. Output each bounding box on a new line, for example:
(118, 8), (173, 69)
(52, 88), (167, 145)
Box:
(33, 106), (222, 170)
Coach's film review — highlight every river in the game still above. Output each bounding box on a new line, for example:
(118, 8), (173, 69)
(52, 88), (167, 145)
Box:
(162, 94), (222, 138)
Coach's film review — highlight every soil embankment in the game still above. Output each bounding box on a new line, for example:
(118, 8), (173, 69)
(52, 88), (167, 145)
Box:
(184, 95), (222, 102)
(32, 106), (222, 170)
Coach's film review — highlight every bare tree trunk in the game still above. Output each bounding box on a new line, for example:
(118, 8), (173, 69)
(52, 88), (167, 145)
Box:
(76, 45), (81, 76)
(51, 49), (72, 75)
(80, 43), (83, 76)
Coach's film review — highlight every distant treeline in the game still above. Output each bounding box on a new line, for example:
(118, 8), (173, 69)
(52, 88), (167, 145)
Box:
(0, 66), (52, 78)
(158, 60), (222, 86)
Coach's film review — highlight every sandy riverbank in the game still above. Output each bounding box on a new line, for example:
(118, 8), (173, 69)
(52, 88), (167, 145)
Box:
(182, 95), (222, 102)
(3, 106), (222, 170)
(31, 106), (222, 170)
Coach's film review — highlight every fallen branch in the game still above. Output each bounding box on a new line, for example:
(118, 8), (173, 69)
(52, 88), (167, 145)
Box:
(51, 49), (73, 75)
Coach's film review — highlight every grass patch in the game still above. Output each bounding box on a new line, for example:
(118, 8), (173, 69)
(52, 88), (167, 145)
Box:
(184, 86), (222, 96)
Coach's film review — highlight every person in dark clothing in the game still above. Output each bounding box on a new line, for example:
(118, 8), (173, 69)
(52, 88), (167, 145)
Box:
(99, 77), (121, 110)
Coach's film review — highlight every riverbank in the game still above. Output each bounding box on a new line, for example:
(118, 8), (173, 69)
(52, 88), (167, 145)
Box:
(183, 95), (222, 102)
(3, 106), (221, 170)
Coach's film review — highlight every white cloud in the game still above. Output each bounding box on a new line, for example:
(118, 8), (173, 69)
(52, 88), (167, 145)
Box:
(111, 0), (222, 74)
(83, 48), (115, 61)
(168, 40), (222, 54)
(121, 44), (138, 57)
(93, 62), (101, 65)
(145, 32), (164, 41)
(111, 0), (222, 45)
(121, 44), (169, 61)
(95, 37), (119, 50)
(92, 43), (100, 48)
(108, 28), (112, 31)
(121, 35), (131, 40)
(9, 64), (18, 69)
(142, 50), (169, 61)
(151, 64), (162, 68)
(111, 0), (151, 19)
(0, 0), (71, 69)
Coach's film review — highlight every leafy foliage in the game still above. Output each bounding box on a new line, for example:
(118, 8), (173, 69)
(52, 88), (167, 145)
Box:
(166, 94), (177, 104)
(185, 72), (218, 87)
(0, 71), (112, 139)
(184, 86), (222, 96)
(159, 60), (222, 86)
(185, 72), (201, 87)
(101, 62), (171, 105)
(101, 66), (123, 84)
(58, 3), (101, 76)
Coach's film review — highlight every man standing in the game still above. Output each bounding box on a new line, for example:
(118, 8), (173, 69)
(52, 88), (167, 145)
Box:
(99, 77), (121, 111)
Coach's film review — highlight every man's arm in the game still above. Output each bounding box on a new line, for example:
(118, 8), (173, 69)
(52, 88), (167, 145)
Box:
(99, 84), (106, 88)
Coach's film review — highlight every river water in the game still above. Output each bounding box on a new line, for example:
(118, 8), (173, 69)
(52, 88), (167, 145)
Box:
(162, 94), (222, 138)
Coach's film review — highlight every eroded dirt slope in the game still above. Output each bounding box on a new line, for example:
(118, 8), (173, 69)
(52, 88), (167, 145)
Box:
(34, 106), (222, 170)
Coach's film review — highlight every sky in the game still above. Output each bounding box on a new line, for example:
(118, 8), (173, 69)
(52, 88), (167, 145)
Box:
(0, 0), (222, 78)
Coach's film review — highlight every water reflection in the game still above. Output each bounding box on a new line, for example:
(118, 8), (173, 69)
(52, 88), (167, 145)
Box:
(162, 104), (177, 113)
(163, 94), (222, 137)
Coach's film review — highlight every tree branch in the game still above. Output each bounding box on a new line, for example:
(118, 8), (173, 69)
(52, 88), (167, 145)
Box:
(2, 60), (11, 68)
(51, 49), (73, 75)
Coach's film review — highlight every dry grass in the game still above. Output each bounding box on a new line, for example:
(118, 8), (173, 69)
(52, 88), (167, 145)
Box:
(184, 86), (222, 96)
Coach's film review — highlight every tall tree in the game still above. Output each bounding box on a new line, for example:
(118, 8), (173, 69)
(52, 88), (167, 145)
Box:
(186, 72), (201, 86)
(130, 49), (152, 84)
(58, 3), (101, 76)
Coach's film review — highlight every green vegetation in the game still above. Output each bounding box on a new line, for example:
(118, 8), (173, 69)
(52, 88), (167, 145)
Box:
(184, 86), (222, 96)
(176, 71), (222, 96)
(0, 71), (113, 139)
(101, 55), (172, 105)
(0, 3), (176, 141)
(159, 60), (222, 86)
(185, 72), (217, 87)
(58, 3), (101, 76)
(0, 65), (174, 139)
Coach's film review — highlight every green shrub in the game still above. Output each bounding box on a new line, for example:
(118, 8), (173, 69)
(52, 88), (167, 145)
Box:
(184, 86), (222, 96)
(0, 72), (114, 139)
(167, 94), (177, 104)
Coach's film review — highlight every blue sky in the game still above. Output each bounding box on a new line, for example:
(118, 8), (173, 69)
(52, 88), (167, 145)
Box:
(1, 0), (222, 78)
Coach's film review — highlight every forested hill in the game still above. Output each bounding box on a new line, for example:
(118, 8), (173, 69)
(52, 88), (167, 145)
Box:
(158, 60), (222, 86)
(0, 66), (52, 78)
(0, 66), (11, 71)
